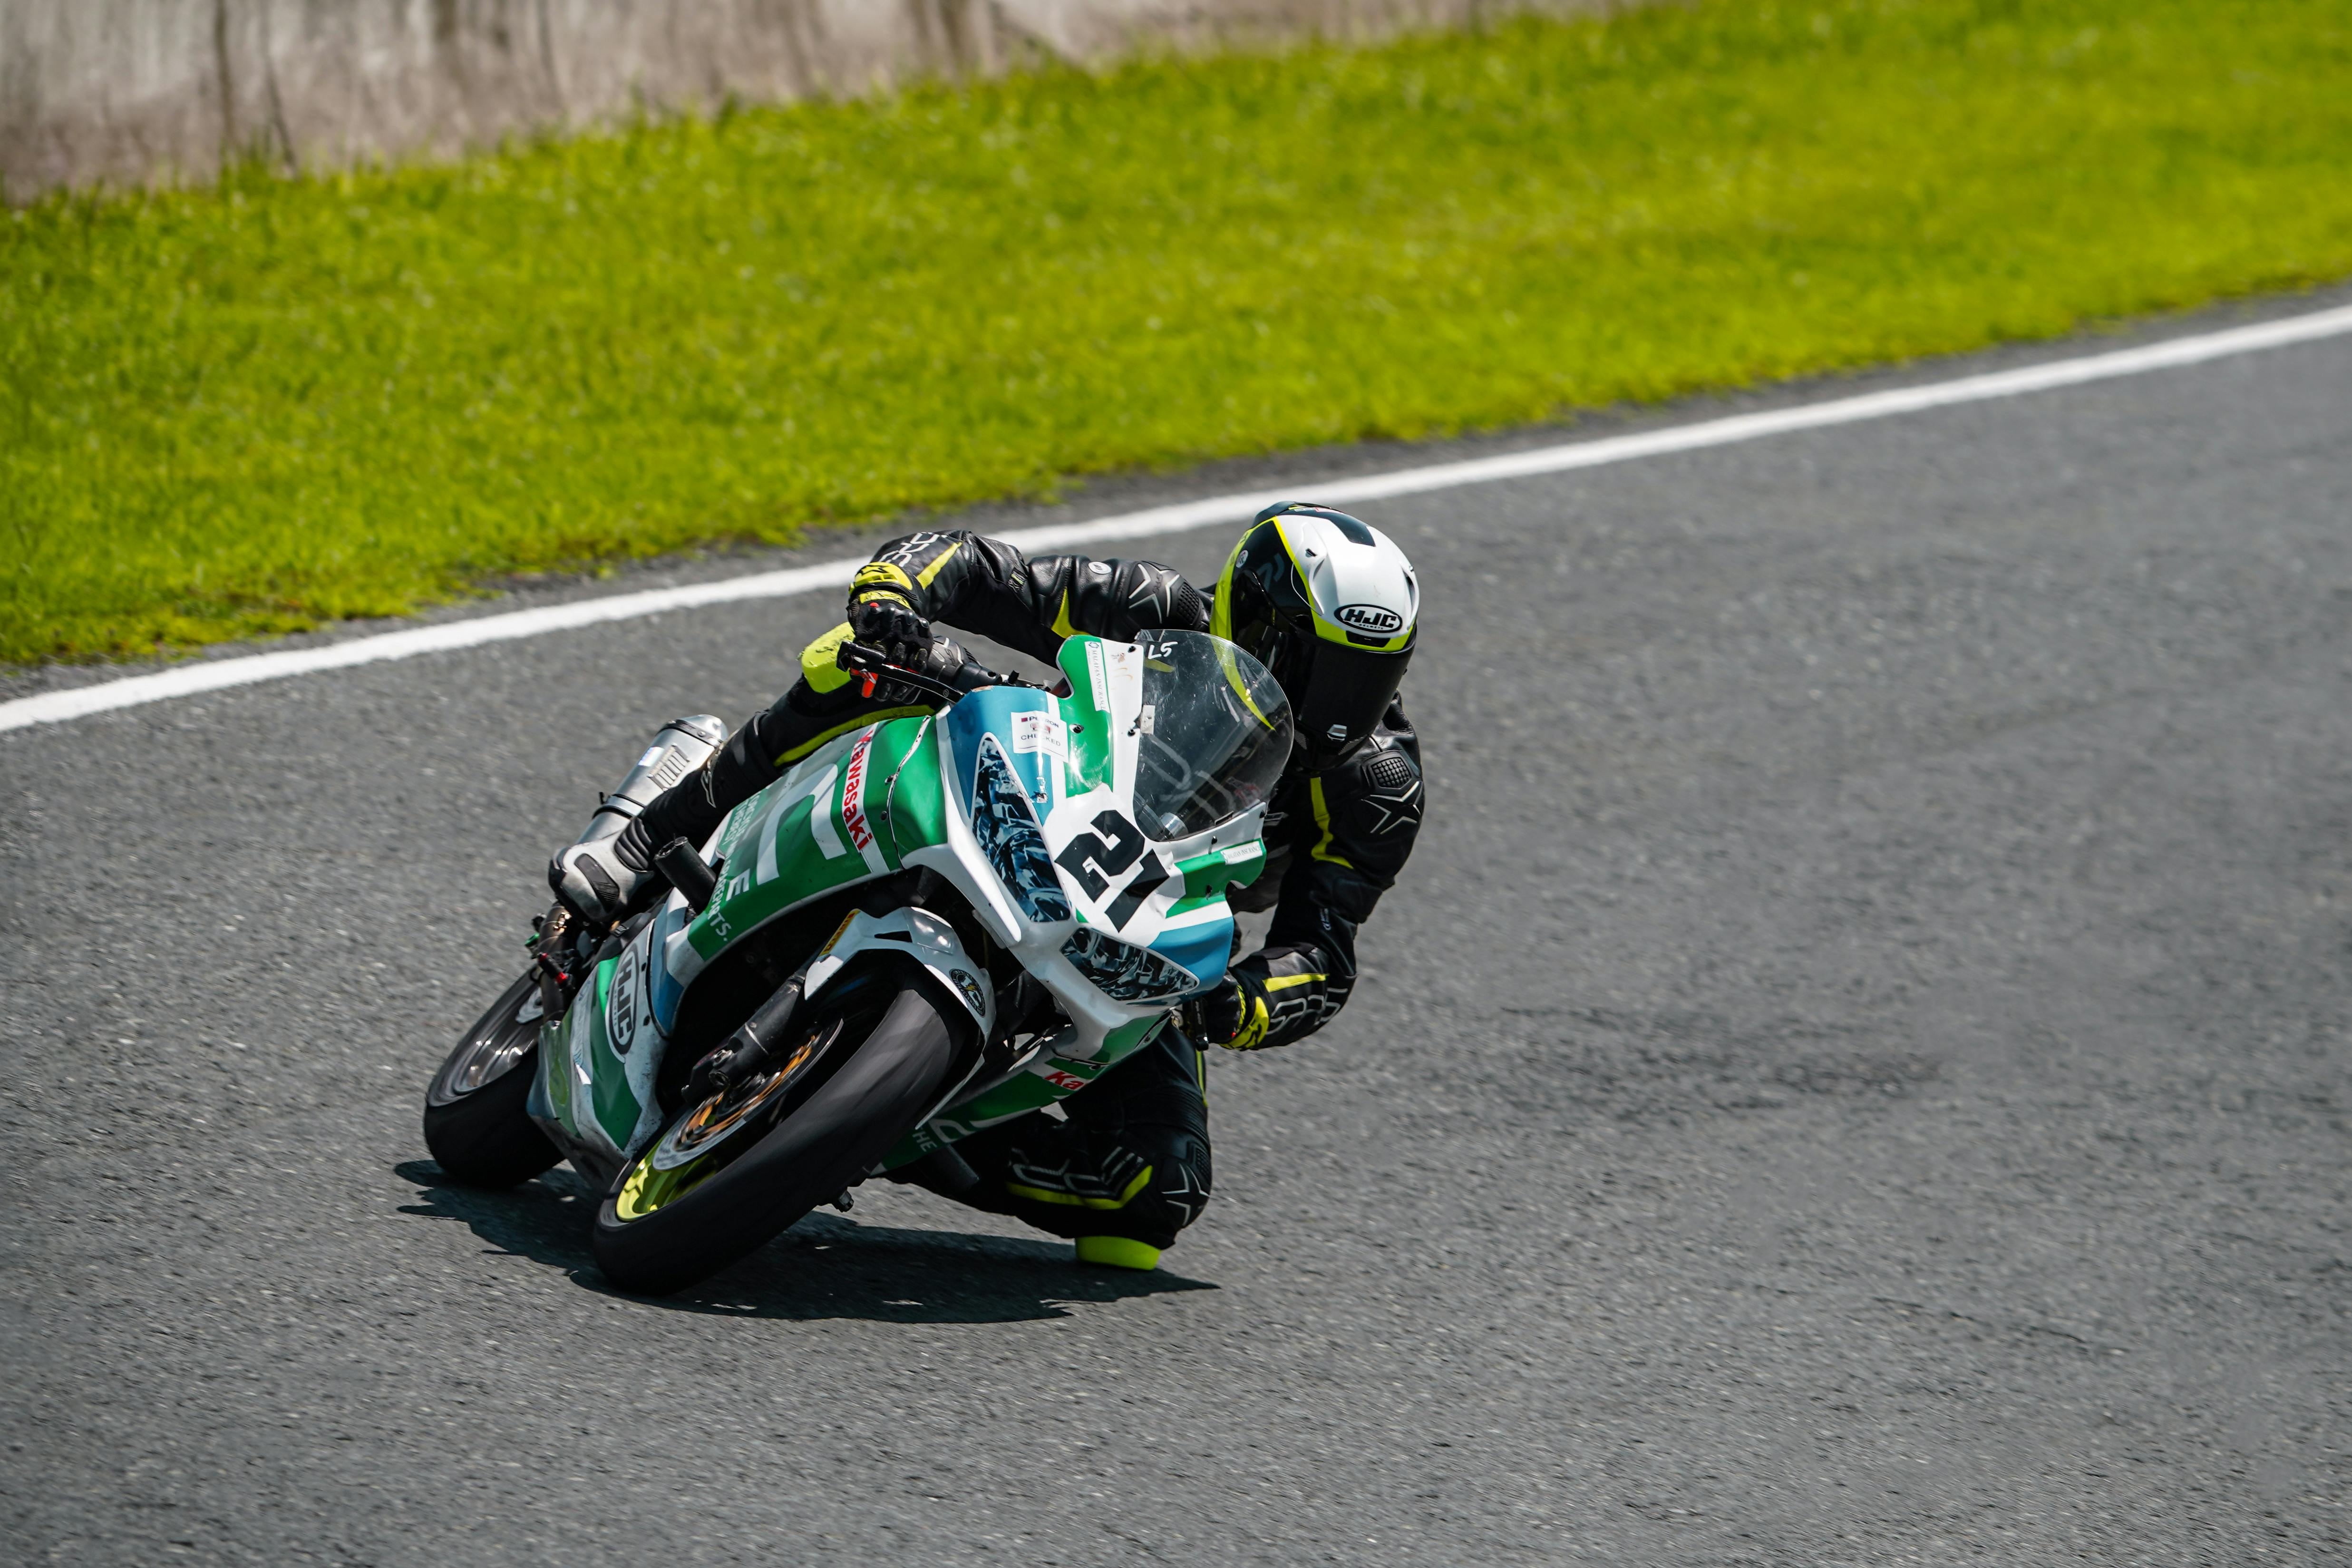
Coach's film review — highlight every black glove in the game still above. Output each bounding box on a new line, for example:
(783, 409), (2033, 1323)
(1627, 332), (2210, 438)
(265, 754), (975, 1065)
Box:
(1179, 978), (1261, 1050)
(846, 592), (933, 671)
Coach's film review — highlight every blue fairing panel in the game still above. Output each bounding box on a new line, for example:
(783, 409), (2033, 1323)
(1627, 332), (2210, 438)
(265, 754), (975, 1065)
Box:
(944, 686), (1057, 810)
(649, 898), (691, 1034)
(1152, 913), (1234, 992)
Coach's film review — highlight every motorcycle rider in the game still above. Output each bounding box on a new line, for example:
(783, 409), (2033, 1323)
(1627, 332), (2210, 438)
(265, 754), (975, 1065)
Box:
(550, 501), (1424, 1269)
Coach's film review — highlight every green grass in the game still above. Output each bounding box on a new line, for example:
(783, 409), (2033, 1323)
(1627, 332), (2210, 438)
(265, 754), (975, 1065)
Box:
(7, 0), (2352, 663)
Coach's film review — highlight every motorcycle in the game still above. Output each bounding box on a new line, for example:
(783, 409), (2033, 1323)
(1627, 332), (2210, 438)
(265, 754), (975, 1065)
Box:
(422, 629), (1293, 1294)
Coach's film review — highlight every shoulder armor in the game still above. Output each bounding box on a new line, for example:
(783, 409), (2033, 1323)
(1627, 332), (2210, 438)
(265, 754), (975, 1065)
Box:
(1330, 732), (1424, 842)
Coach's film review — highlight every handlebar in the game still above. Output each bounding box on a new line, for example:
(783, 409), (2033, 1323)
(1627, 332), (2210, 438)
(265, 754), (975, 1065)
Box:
(835, 640), (970, 705)
(836, 640), (1072, 708)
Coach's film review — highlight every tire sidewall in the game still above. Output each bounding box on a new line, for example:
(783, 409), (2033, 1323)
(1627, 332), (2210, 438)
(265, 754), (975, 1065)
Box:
(592, 974), (971, 1295)
(421, 973), (561, 1187)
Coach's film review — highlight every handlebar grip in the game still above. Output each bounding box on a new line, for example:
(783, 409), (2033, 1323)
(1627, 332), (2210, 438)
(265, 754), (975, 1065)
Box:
(834, 641), (982, 705)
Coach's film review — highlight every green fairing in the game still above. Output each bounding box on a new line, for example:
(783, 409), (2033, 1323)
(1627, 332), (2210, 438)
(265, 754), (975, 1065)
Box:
(884, 721), (945, 859)
(532, 715), (947, 1167)
(686, 715), (935, 960)
(538, 1013), (573, 1131)
(587, 960), (641, 1149)
(1055, 638), (1115, 794)
(876, 1014), (1168, 1170)
(537, 955), (637, 1151)
(1176, 841), (1266, 901)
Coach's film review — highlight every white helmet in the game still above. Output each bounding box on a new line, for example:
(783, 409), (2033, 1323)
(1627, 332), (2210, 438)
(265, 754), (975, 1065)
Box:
(1211, 501), (1418, 769)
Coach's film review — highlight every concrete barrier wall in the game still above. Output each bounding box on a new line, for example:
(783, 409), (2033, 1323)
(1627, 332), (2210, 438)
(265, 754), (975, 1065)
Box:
(0, 0), (1623, 201)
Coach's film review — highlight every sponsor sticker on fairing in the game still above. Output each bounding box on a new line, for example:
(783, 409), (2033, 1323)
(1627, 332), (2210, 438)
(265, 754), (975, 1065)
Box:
(1011, 710), (1068, 761)
(816, 910), (858, 958)
(948, 967), (989, 1018)
(609, 950), (639, 1055)
(1029, 1056), (1109, 1098)
(840, 730), (875, 852)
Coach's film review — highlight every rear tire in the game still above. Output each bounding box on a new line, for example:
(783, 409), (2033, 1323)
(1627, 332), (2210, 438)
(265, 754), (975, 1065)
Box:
(423, 973), (563, 1188)
(593, 974), (967, 1296)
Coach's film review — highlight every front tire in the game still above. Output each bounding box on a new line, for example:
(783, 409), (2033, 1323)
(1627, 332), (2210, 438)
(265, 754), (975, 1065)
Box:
(423, 972), (562, 1188)
(593, 973), (968, 1296)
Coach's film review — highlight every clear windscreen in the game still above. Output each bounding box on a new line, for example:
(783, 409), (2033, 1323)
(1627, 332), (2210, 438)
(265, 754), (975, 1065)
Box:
(1128, 631), (1294, 838)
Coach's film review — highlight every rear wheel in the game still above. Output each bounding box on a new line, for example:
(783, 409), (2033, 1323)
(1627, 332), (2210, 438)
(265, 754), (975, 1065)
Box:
(423, 972), (562, 1187)
(593, 963), (969, 1295)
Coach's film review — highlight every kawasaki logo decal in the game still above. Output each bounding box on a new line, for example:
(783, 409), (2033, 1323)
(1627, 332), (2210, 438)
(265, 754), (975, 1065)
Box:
(841, 730), (876, 853)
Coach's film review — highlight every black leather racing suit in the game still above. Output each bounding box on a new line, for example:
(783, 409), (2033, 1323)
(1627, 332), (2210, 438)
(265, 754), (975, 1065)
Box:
(632, 529), (1425, 1251)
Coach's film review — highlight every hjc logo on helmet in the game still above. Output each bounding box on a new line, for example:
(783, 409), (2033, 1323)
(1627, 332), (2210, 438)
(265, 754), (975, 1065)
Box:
(1334, 603), (1405, 635)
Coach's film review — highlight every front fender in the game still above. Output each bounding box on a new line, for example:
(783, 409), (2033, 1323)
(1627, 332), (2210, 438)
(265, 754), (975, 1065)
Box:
(804, 906), (994, 1039)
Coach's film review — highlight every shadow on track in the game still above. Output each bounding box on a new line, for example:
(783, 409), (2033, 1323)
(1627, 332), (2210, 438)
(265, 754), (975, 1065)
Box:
(394, 1159), (1216, 1323)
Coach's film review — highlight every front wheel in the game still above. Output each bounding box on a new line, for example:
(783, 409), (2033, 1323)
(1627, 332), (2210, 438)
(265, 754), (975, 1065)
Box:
(423, 972), (562, 1188)
(593, 967), (968, 1295)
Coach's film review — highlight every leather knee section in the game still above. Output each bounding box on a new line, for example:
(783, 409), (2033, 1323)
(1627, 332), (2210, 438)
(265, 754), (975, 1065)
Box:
(995, 1117), (1213, 1249)
(1135, 1125), (1214, 1241)
(885, 1034), (1215, 1248)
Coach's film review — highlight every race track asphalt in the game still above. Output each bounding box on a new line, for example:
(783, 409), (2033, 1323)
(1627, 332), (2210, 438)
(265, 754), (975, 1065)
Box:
(5, 294), (2351, 1566)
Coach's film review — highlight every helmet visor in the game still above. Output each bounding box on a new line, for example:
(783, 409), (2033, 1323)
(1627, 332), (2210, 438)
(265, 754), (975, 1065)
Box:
(1217, 567), (1296, 686)
(1293, 637), (1410, 768)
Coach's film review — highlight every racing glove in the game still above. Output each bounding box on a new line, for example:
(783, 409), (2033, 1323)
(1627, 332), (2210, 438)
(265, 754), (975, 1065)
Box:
(843, 581), (936, 705)
(846, 571), (935, 670)
(1178, 978), (1273, 1051)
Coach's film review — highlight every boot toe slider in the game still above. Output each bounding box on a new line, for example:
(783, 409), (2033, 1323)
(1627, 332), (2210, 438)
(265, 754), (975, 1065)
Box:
(1075, 1236), (1161, 1271)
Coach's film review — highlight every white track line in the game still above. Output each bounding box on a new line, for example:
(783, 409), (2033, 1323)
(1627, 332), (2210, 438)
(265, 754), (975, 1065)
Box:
(9, 300), (2352, 737)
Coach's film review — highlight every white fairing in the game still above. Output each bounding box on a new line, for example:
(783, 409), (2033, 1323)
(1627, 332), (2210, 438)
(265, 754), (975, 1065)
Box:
(914, 637), (1262, 1064)
(804, 906), (995, 1036)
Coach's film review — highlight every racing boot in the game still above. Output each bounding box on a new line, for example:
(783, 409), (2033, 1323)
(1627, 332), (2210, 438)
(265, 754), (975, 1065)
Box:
(892, 1029), (1211, 1271)
(547, 713), (728, 926)
(548, 816), (659, 926)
